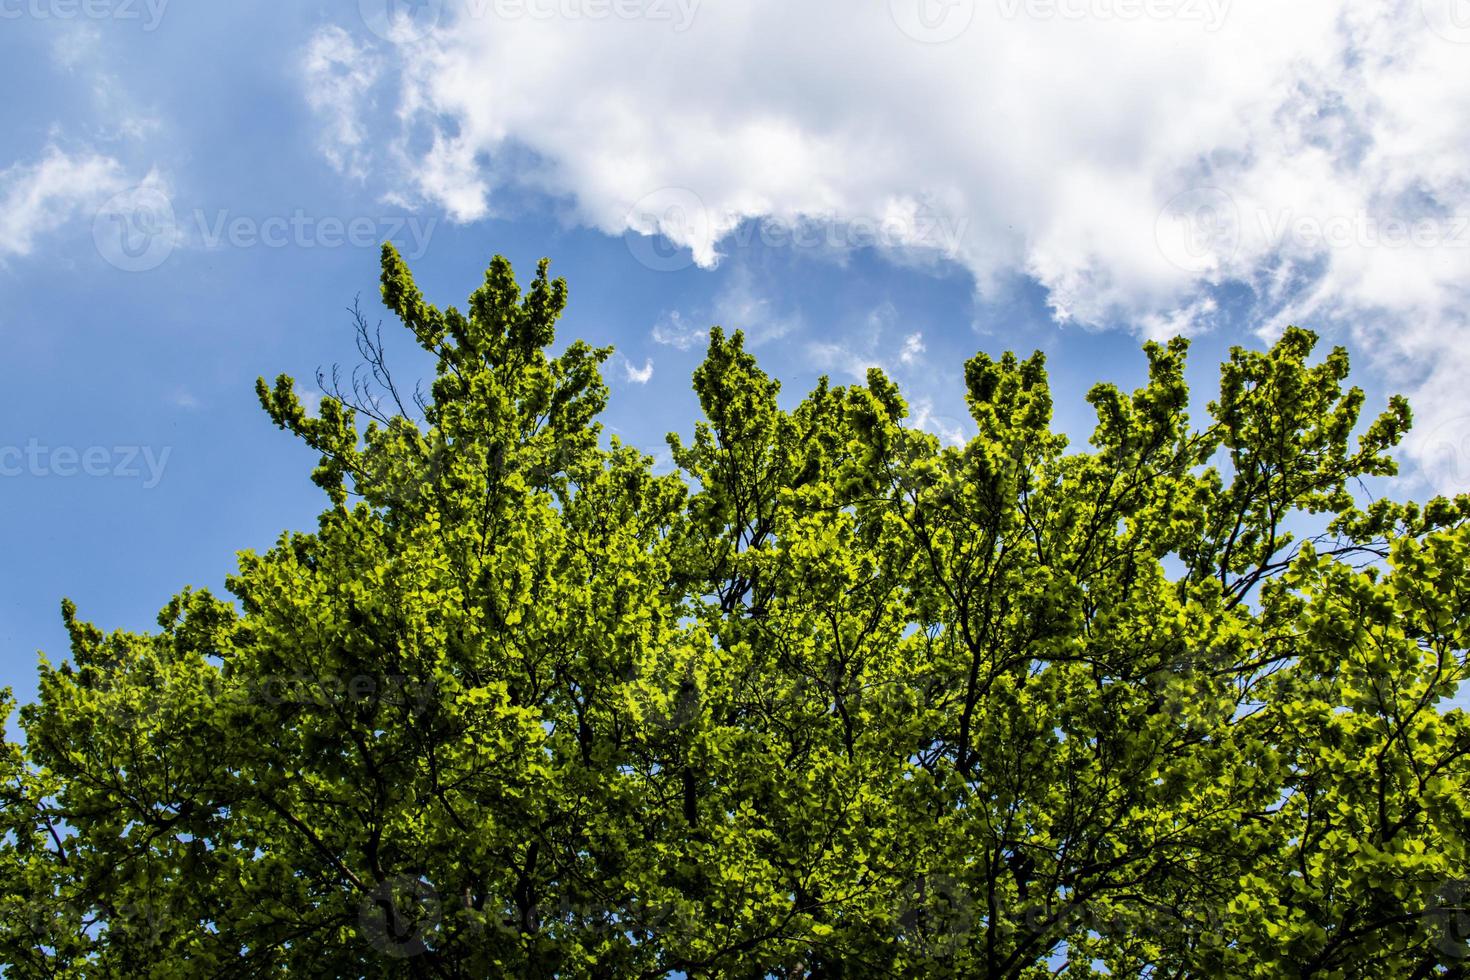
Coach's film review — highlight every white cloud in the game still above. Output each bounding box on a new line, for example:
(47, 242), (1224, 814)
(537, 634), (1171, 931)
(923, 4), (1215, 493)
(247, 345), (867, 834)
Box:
(807, 340), (883, 382)
(1138, 296), (1220, 343)
(807, 303), (930, 381)
(0, 145), (132, 259)
(709, 265), (801, 346)
(302, 26), (383, 182)
(51, 24), (102, 71)
(651, 310), (705, 350)
(649, 266), (801, 357)
(295, 381), (323, 416)
(911, 397), (969, 448)
(44, 21), (164, 143)
(807, 305), (885, 381)
(621, 355), (654, 384)
(306, 1), (1470, 491)
(899, 331), (926, 366)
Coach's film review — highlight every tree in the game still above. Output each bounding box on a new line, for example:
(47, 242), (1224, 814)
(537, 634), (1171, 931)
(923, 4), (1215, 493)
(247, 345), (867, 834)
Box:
(2, 245), (1467, 978)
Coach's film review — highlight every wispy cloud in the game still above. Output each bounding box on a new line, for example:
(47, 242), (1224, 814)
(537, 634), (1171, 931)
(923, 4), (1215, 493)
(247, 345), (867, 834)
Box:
(807, 303), (926, 381)
(301, 26), (383, 182)
(0, 144), (131, 260)
(651, 266), (801, 355)
(910, 396), (969, 448)
(51, 24), (103, 71)
(709, 265), (801, 345)
(651, 310), (705, 350)
(898, 331), (926, 366)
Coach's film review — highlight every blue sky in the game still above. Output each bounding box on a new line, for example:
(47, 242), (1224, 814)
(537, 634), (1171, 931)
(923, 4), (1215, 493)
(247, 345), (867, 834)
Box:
(2, 1), (1469, 708)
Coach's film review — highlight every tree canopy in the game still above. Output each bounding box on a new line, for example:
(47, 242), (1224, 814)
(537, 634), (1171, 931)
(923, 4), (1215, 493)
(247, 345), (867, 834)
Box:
(3, 246), (1468, 977)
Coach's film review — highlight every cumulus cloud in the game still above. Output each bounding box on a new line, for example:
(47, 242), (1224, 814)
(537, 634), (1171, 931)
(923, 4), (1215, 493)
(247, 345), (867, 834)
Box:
(1138, 296), (1221, 343)
(621, 354), (655, 384)
(305, 0), (1470, 490)
(0, 145), (132, 259)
